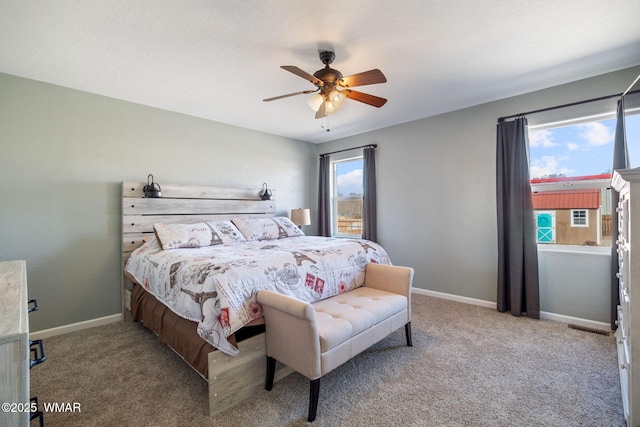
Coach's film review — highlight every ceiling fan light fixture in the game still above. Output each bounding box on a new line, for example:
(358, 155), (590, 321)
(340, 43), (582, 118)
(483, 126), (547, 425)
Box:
(324, 100), (338, 116)
(330, 90), (347, 109)
(321, 90), (347, 116)
(307, 93), (323, 111)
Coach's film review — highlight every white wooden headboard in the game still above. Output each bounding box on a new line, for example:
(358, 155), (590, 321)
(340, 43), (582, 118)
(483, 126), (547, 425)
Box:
(121, 181), (276, 315)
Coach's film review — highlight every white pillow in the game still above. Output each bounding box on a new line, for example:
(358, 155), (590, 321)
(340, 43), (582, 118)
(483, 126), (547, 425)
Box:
(153, 220), (246, 250)
(232, 217), (304, 241)
(205, 220), (248, 244)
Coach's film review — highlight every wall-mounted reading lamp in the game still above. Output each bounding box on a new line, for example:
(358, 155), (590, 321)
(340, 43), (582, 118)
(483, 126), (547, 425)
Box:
(143, 174), (162, 198)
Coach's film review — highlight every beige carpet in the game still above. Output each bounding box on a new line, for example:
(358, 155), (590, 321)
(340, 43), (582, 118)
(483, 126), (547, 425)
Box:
(30, 294), (625, 426)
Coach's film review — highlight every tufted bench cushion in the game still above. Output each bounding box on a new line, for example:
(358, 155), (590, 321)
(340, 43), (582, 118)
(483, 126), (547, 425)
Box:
(313, 287), (408, 352)
(257, 263), (414, 422)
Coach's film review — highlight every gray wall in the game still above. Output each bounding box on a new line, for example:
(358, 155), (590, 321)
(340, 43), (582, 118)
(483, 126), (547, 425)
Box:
(317, 66), (640, 323)
(0, 72), (315, 332)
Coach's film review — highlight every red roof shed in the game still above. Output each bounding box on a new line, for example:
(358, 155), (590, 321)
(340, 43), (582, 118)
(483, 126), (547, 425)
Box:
(532, 189), (600, 210)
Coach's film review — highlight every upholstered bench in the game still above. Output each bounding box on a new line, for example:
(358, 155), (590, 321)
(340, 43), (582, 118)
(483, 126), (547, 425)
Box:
(257, 263), (414, 422)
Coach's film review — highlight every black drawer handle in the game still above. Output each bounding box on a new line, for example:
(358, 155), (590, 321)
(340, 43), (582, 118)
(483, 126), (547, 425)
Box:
(30, 397), (44, 427)
(28, 299), (38, 313)
(29, 339), (46, 368)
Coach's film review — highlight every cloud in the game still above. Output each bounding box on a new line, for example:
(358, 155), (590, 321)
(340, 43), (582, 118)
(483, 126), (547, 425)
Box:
(530, 156), (573, 179)
(577, 122), (614, 146)
(529, 130), (557, 148)
(337, 169), (363, 195)
(567, 142), (579, 150)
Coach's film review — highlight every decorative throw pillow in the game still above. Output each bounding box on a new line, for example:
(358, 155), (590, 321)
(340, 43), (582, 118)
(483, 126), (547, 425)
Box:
(205, 220), (248, 244)
(232, 217), (304, 241)
(153, 221), (247, 250)
(153, 223), (215, 250)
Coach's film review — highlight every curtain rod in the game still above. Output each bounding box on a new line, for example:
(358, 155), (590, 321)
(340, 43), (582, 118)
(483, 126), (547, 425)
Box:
(623, 74), (640, 97)
(497, 88), (640, 122)
(319, 144), (377, 157)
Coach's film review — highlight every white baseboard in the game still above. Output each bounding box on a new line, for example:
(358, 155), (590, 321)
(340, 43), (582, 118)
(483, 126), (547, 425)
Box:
(412, 288), (611, 332)
(30, 313), (123, 340)
(539, 311), (611, 332)
(412, 288), (497, 309)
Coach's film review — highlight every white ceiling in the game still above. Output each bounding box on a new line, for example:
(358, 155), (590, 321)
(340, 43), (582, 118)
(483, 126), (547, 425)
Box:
(1, 1), (640, 144)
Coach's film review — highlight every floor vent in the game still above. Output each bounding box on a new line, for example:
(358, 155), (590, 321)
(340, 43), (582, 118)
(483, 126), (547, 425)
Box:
(568, 324), (611, 336)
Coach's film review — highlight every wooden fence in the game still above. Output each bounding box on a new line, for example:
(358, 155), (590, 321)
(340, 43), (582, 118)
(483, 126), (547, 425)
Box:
(602, 214), (611, 237)
(337, 217), (362, 235)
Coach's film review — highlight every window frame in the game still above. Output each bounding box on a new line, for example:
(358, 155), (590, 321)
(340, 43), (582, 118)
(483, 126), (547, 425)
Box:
(570, 209), (589, 227)
(330, 155), (364, 238)
(528, 112), (615, 250)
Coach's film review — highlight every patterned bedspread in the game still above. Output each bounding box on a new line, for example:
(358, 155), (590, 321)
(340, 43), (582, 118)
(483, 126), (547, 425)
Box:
(125, 235), (391, 356)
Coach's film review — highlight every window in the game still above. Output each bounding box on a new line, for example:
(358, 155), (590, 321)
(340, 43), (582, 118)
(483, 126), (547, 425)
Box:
(529, 112), (640, 247)
(571, 210), (588, 227)
(332, 156), (363, 237)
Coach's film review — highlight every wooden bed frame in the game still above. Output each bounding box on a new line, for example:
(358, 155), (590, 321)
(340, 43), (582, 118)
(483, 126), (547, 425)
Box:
(121, 181), (293, 416)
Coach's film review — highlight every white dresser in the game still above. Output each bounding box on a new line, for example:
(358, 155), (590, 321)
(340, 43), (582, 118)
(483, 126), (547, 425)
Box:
(0, 260), (30, 427)
(613, 169), (640, 427)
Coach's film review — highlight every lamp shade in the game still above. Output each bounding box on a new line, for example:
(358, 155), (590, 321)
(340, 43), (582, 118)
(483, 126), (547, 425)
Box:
(291, 208), (311, 226)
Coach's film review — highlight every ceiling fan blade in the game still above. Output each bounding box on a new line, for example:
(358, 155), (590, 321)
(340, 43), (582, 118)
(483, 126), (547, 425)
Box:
(338, 69), (387, 88)
(344, 90), (387, 108)
(263, 90), (316, 102)
(281, 66), (325, 87)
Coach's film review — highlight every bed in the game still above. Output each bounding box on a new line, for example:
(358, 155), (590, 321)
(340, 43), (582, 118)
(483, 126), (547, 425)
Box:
(121, 181), (391, 416)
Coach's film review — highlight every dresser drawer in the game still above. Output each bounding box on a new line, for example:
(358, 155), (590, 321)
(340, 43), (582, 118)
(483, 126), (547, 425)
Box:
(618, 305), (627, 340)
(619, 292), (631, 341)
(620, 277), (628, 298)
(616, 326), (631, 423)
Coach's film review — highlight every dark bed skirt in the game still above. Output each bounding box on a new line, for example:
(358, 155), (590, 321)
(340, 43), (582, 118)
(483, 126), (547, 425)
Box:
(130, 284), (265, 378)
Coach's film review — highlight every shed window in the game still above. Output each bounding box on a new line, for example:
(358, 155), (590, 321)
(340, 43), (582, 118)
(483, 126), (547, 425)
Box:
(571, 209), (588, 227)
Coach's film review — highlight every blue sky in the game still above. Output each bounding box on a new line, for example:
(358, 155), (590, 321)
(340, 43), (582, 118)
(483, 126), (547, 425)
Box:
(529, 114), (640, 178)
(335, 158), (363, 196)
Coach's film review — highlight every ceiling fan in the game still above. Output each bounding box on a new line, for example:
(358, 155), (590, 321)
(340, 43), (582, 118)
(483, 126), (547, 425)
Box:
(263, 51), (387, 119)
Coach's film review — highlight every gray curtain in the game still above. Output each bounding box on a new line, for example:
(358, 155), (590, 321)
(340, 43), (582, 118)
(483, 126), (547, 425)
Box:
(611, 97), (629, 329)
(362, 146), (377, 242)
(496, 117), (540, 319)
(317, 155), (331, 237)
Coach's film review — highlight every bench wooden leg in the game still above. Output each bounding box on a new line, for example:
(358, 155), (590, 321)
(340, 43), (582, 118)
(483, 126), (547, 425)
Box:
(308, 378), (320, 422)
(405, 322), (413, 347)
(265, 356), (276, 391)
